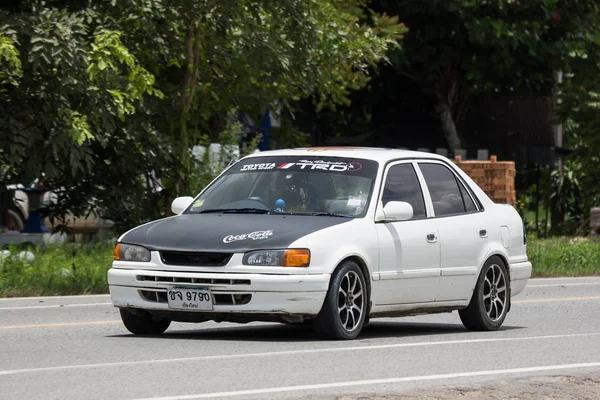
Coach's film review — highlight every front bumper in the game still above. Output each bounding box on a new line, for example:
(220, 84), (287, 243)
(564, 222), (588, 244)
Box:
(107, 268), (330, 319)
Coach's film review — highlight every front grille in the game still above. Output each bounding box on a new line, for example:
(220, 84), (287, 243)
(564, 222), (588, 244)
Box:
(139, 290), (168, 303)
(160, 251), (232, 267)
(214, 294), (252, 305)
(136, 275), (251, 286)
(138, 289), (251, 305)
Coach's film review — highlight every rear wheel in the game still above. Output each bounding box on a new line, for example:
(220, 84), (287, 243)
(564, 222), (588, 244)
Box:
(119, 308), (171, 335)
(313, 260), (367, 340)
(6, 209), (24, 231)
(459, 256), (509, 331)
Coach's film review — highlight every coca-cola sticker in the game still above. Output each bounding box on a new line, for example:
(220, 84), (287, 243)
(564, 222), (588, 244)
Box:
(223, 230), (273, 243)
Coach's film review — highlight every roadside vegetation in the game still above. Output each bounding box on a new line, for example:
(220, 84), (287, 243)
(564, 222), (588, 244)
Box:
(0, 242), (114, 297)
(1, 238), (598, 297)
(527, 237), (600, 278)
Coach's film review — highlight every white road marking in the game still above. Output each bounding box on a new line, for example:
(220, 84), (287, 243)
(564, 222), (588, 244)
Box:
(1, 332), (599, 376)
(0, 294), (110, 301)
(514, 296), (600, 303)
(0, 320), (120, 330)
(132, 361), (600, 400)
(528, 276), (600, 281)
(527, 282), (600, 288)
(0, 302), (112, 311)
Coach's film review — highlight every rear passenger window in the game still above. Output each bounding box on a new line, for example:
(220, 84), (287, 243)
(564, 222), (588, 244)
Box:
(381, 164), (426, 219)
(419, 163), (466, 217)
(458, 181), (477, 212)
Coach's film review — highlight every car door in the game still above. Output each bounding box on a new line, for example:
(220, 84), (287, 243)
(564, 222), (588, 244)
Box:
(374, 161), (440, 305)
(417, 161), (489, 301)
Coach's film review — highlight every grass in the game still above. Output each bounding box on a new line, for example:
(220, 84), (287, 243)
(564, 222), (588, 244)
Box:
(528, 237), (600, 278)
(0, 237), (598, 297)
(0, 242), (114, 297)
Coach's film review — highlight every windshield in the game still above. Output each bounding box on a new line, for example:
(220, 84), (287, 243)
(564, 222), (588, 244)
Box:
(186, 156), (379, 217)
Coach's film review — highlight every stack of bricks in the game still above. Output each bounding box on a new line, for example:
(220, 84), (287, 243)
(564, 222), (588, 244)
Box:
(453, 155), (517, 206)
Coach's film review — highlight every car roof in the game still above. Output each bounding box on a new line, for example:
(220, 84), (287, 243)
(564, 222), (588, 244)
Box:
(242, 147), (450, 164)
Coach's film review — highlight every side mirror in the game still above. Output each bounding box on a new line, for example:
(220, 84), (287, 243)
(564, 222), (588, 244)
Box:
(171, 196), (194, 215)
(375, 201), (413, 222)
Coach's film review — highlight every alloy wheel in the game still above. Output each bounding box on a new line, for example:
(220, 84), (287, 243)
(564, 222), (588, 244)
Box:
(483, 264), (507, 321)
(337, 271), (364, 332)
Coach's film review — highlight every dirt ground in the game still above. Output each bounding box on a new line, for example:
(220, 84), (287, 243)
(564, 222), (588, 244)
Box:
(311, 373), (600, 400)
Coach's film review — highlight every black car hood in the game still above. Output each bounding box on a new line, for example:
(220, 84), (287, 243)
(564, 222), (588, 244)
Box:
(120, 213), (352, 253)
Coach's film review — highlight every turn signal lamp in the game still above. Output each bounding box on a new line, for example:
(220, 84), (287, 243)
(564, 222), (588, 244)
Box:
(113, 243), (121, 260)
(282, 249), (310, 267)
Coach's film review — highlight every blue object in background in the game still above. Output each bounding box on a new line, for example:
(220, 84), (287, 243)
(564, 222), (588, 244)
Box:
(259, 111), (272, 151)
(275, 199), (285, 209)
(259, 110), (283, 151)
(21, 188), (50, 233)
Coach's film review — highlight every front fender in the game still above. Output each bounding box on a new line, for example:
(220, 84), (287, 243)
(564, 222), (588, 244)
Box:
(289, 219), (378, 278)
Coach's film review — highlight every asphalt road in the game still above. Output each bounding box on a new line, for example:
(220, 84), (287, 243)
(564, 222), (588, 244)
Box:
(1, 277), (599, 400)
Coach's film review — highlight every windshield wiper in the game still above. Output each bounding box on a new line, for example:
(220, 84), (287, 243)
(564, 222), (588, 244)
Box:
(197, 208), (269, 214)
(310, 212), (353, 218)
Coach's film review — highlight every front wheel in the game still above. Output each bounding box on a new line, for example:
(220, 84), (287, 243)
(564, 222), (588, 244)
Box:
(459, 256), (509, 331)
(119, 308), (171, 335)
(313, 260), (367, 340)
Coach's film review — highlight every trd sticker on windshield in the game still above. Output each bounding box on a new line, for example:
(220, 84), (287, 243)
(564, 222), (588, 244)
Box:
(277, 160), (362, 172)
(223, 230), (273, 243)
(232, 156), (378, 178)
(240, 163), (276, 171)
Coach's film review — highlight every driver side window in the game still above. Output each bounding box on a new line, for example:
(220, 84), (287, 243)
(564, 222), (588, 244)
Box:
(382, 163), (426, 219)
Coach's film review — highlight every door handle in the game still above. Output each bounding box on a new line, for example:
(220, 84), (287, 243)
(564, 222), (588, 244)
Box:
(479, 229), (487, 238)
(426, 233), (437, 243)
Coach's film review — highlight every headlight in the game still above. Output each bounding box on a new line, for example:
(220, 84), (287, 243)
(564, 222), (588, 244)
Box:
(113, 243), (151, 262)
(243, 249), (310, 267)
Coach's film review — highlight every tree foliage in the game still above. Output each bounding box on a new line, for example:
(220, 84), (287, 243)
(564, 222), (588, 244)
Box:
(550, 16), (600, 232)
(0, 35), (22, 87)
(0, 0), (405, 230)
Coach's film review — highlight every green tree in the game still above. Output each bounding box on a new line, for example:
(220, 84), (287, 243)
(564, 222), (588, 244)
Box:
(0, 0), (406, 230)
(0, 5), (161, 183)
(550, 20), (600, 233)
(98, 0), (406, 198)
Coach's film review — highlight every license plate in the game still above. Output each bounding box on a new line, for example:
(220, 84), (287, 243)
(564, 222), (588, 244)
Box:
(167, 287), (213, 311)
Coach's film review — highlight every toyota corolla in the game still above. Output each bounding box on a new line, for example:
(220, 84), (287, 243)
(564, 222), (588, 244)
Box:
(108, 147), (532, 340)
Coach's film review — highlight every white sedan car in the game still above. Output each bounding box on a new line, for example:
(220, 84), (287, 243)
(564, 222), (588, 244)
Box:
(108, 147), (532, 340)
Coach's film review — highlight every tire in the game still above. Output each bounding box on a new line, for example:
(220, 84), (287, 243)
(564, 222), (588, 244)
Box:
(6, 209), (24, 231)
(459, 256), (510, 331)
(313, 260), (368, 340)
(119, 308), (171, 335)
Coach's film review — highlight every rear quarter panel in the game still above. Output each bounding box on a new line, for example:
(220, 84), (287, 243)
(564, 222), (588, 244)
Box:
(480, 203), (528, 266)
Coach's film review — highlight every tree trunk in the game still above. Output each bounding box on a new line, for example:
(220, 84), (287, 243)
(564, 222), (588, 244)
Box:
(179, 20), (202, 146)
(550, 158), (566, 235)
(436, 97), (461, 153)
(168, 16), (203, 203)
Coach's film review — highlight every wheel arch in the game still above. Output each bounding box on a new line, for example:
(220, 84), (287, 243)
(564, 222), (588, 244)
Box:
(332, 255), (372, 311)
(467, 251), (511, 305)
(485, 252), (511, 282)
